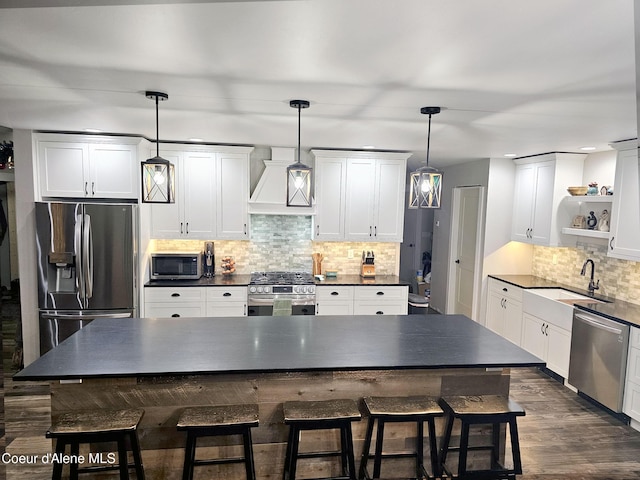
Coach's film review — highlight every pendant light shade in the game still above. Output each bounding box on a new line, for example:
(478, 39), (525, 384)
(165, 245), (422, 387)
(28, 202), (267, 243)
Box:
(409, 106), (443, 209)
(287, 99), (312, 207)
(141, 91), (175, 203)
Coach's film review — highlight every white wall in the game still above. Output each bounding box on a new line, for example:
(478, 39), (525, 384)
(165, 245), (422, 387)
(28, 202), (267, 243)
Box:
(582, 150), (616, 189)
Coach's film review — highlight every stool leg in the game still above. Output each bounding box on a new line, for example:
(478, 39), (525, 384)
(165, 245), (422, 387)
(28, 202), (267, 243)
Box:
(182, 431), (197, 480)
(69, 442), (80, 480)
(242, 428), (257, 480)
(339, 424), (349, 477)
(359, 416), (375, 480)
(288, 425), (301, 480)
(426, 418), (439, 480)
(344, 422), (357, 480)
(491, 422), (501, 470)
(415, 420), (424, 479)
(372, 419), (385, 478)
(509, 418), (523, 475)
(458, 421), (470, 478)
(128, 431), (145, 480)
(51, 439), (66, 480)
(117, 436), (130, 480)
(438, 414), (454, 473)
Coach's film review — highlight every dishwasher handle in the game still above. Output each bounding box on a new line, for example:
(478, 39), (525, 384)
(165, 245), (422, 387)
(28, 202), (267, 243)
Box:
(574, 312), (623, 335)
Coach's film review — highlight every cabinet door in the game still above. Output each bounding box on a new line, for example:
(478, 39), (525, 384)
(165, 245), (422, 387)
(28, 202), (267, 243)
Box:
(373, 159), (406, 242)
(511, 163), (536, 242)
(38, 142), (89, 198)
(182, 152), (217, 239)
(485, 290), (505, 336)
(314, 157), (347, 240)
(546, 323), (571, 378)
(89, 143), (138, 199)
(521, 313), (546, 359)
(316, 301), (354, 316)
(623, 379), (640, 421)
(503, 298), (523, 346)
(217, 153), (249, 239)
(344, 158), (376, 240)
(206, 302), (247, 317)
(529, 161), (555, 244)
(150, 151), (183, 238)
(609, 149), (640, 261)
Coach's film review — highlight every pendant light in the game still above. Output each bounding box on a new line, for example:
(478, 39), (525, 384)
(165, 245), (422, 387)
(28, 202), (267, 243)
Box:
(409, 106), (443, 209)
(287, 99), (312, 207)
(141, 91), (175, 203)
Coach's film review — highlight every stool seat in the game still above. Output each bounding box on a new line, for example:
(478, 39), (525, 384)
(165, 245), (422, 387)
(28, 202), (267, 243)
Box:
(177, 403), (259, 480)
(439, 395), (525, 480)
(283, 398), (361, 480)
(46, 408), (145, 480)
(177, 404), (259, 429)
(360, 396), (442, 480)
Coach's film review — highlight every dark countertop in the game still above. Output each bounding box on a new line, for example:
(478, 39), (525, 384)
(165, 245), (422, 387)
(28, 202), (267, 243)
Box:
(489, 274), (640, 329)
(145, 274), (409, 287)
(14, 314), (543, 381)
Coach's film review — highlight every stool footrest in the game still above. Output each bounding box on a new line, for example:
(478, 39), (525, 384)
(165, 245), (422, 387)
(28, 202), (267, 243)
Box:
(193, 457), (247, 467)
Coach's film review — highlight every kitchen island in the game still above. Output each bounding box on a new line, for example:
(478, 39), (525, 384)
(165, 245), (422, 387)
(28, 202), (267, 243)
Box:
(16, 314), (543, 479)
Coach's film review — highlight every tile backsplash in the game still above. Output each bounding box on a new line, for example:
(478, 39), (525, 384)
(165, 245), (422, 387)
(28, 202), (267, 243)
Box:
(532, 242), (640, 305)
(153, 215), (398, 275)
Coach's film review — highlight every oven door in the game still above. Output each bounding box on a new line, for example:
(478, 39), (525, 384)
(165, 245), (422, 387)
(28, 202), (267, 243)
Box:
(247, 296), (315, 316)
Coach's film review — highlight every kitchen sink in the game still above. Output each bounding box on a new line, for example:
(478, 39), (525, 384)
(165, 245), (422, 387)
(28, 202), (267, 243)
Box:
(529, 288), (608, 305)
(522, 288), (609, 331)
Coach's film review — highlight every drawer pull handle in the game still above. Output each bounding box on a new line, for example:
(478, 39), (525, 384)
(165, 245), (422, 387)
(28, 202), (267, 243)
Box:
(376, 311), (384, 315)
(171, 314), (180, 317)
(376, 291), (384, 296)
(502, 287), (508, 292)
(331, 291), (339, 296)
(171, 293), (180, 297)
(223, 292), (232, 297)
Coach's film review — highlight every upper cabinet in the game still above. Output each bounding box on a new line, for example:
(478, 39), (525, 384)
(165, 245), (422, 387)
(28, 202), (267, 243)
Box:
(36, 134), (139, 200)
(608, 140), (640, 261)
(312, 150), (410, 242)
(149, 145), (253, 240)
(511, 153), (585, 246)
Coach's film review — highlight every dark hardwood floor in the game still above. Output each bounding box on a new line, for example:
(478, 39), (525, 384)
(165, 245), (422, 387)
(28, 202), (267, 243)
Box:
(1, 294), (640, 479)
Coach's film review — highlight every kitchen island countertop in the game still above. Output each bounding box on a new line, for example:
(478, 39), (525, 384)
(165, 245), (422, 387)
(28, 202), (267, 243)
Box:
(489, 274), (640, 329)
(15, 314), (543, 381)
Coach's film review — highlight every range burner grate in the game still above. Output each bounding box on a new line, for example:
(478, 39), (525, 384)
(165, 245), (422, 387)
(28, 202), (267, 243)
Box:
(250, 271), (314, 285)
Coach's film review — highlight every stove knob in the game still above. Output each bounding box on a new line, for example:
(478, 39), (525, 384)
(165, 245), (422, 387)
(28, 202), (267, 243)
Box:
(264, 286), (270, 293)
(257, 286), (263, 293)
(301, 286), (307, 293)
(249, 286), (257, 293)
(308, 285), (314, 294)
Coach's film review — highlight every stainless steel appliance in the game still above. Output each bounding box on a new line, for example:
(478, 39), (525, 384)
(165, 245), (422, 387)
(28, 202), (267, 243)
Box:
(36, 202), (137, 355)
(203, 241), (215, 277)
(568, 309), (630, 412)
(247, 271), (315, 315)
(150, 252), (202, 280)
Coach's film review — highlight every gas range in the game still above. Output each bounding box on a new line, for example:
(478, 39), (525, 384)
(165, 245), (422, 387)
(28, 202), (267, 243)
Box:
(248, 271), (316, 295)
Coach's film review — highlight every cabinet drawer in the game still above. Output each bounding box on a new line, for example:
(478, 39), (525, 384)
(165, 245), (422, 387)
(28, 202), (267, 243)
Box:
(488, 278), (523, 302)
(631, 327), (640, 349)
(145, 287), (205, 303)
(354, 286), (408, 301)
(144, 303), (205, 318)
(624, 379), (640, 421)
(353, 301), (407, 315)
(316, 286), (354, 301)
(627, 346), (640, 386)
(316, 301), (354, 316)
(206, 302), (246, 317)
(206, 286), (247, 301)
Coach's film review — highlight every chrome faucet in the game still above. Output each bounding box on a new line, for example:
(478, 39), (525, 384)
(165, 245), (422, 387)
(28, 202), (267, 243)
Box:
(580, 259), (600, 295)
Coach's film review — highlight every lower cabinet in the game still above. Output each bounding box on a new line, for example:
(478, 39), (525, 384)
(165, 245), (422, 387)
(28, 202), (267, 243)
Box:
(485, 278), (523, 346)
(624, 327), (640, 424)
(316, 285), (408, 316)
(144, 286), (247, 318)
(316, 286), (354, 316)
(521, 312), (571, 378)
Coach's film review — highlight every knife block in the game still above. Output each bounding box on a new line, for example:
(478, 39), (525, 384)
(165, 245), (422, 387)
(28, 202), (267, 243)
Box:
(360, 263), (375, 278)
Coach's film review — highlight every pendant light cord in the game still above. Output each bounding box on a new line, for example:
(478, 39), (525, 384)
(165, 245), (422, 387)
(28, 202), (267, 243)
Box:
(297, 104), (301, 165)
(155, 95), (160, 158)
(426, 113), (432, 168)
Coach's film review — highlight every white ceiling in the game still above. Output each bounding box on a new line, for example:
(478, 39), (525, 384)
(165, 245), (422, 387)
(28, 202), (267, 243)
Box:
(0, 0), (637, 168)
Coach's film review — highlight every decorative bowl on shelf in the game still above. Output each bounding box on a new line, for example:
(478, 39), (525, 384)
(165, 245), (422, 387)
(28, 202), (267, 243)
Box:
(567, 186), (588, 196)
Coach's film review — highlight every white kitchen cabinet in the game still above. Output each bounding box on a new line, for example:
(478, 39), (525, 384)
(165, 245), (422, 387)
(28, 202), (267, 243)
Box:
(624, 327), (640, 427)
(316, 286), (354, 315)
(353, 286), (408, 315)
(37, 135), (139, 200)
(312, 150), (409, 242)
(205, 286), (247, 317)
(485, 278), (523, 346)
(144, 287), (206, 318)
(608, 141), (640, 261)
(511, 153), (584, 246)
(521, 312), (571, 378)
(150, 145), (252, 240)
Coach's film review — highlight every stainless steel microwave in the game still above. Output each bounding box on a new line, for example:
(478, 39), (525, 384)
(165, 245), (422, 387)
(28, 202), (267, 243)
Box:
(150, 252), (202, 280)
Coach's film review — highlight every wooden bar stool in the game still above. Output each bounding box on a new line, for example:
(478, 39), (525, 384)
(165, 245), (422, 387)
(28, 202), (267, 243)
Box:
(283, 398), (361, 480)
(359, 395), (443, 480)
(177, 403), (259, 480)
(46, 408), (145, 480)
(438, 395), (525, 480)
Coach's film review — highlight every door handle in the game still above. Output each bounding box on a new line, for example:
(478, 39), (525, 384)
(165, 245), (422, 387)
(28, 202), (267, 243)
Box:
(84, 182), (88, 196)
(540, 322), (545, 334)
(545, 324), (549, 336)
(369, 226), (372, 237)
(609, 236), (615, 250)
(374, 226), (377, 236)
(455, 259), (460, 264)
(180, 222), (184, 234)
(91, 182), (95, 196)
(186, 222), (189, 234)
(244, 223), (247, 235)
(316, 225), (319, 236)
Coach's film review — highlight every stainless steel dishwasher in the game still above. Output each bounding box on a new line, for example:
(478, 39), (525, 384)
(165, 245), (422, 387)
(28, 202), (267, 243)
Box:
(568, 309), (629, 412)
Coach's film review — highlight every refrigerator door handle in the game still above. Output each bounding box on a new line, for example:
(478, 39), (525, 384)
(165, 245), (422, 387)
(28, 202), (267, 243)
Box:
(40, 312), (132, 320)
(75, 212), (84, 299)
(84, 214), (94, 299)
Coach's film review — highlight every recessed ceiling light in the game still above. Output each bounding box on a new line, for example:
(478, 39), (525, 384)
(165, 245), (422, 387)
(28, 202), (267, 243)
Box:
(580, 146), (596, 151)
(363, 145), (375, 149)
(188, 138), (204, 142)
(504, 153), (517, 157)
(83, 128), (102, 133)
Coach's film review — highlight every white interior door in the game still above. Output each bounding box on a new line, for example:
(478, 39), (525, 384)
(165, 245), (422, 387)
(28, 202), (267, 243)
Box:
(448, 186), (484, 320)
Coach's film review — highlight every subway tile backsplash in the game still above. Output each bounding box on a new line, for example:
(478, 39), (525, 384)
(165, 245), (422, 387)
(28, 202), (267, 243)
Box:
(532, 242), (640, 305)
(154, 215), (398, 275)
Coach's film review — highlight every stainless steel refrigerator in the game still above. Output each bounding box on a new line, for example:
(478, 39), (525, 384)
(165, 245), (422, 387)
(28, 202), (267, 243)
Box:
(36, 202), (137, 355)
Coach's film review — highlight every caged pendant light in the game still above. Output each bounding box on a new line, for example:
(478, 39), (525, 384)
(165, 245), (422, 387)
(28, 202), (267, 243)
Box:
(409, 106), (443, 209)
(141, 91), (175, 203)
(286, 99), (313, 207)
